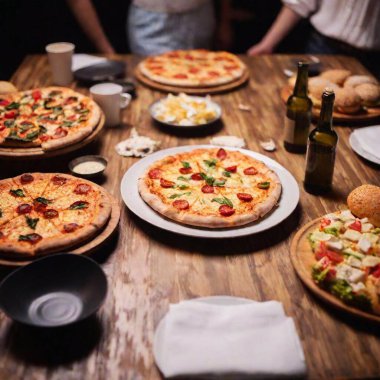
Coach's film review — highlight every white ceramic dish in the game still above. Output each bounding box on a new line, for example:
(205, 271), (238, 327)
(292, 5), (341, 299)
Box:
(120, 145), (299, 239)
(153, 296), (255, 371)
(150, 96), (221, 128)
(349, 126), (380, 165)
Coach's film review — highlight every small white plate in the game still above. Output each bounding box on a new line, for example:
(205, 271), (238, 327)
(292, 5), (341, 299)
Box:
(153, 296), (255, 372)
(150, 96), (222, 128)
(349, 126), (380, 165)
(120, 145), (299, 239)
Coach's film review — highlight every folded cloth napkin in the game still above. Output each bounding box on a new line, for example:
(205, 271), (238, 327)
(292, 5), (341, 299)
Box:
(71, 54), (107, 72)
(354, 126), (380, 160)
(155, 299), (306, 378)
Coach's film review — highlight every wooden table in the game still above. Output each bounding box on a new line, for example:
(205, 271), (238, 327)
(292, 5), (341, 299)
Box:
(0, 54), (379, 380)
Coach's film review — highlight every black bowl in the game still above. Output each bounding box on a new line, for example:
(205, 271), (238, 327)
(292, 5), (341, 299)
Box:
(0, 253), (107, 327)
(74, 60), (126, 84)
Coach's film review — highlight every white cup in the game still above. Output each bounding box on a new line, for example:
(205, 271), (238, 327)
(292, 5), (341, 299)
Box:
(90, 83), (132, 127)
(45, 42), (75, 86)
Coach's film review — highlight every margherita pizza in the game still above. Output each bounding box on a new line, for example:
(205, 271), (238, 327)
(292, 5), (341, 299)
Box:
(0, 173), (112, 258)
(0, 87), (101, 151)
(138, 148), (281, 228)
(138, 50), (246, 87)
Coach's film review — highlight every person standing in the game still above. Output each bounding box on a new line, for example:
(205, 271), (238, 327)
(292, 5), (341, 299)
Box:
(247, 0), (380, 78)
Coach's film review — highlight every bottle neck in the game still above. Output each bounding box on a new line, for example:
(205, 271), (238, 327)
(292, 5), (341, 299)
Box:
(317, 96), (334, 131)
(293, 65), (308, 98)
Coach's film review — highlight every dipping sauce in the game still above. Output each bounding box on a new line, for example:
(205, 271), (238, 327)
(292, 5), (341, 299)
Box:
(73, 161), (105, 175)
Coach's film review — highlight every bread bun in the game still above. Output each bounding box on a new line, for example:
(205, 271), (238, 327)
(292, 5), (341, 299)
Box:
(354, 83), (380, 107)
(0, 81), (18, 95)
(347, 185), (380, 227)
(321, 69), (351, 85)
(334, 88), (362, 114)
(344, 75), (378, 88)
(308, 77), (338, 107)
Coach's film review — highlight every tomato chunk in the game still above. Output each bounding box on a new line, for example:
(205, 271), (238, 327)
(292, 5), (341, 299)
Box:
(160, 178), (175, 188)
(219, 205), (235, 217)
(173, 200), (190, 210)
(225, 165), (237, 173)
(201, 185), (214, 193)
(243, 167), (258, 175)
(348, 220), (361, 232)
(191, 173), (203, 181)
(237, 193), (253, 202)
(216, 148), (227, 160)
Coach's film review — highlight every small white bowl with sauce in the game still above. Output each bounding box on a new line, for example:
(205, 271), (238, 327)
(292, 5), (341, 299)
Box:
(69, 155), (108, 178)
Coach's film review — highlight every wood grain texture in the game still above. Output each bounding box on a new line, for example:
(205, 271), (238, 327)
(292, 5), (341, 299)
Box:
(291, 217), (380, 324)
(0, 54), (379, 380)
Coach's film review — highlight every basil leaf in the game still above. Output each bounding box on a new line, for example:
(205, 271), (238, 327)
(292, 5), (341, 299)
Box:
(223, 171), (231, 177)
(4, 120), (14, 128)
(19, 122), (34, 132)
(32, 104), (39, 110)
(168, 192), (191, 199)
(181, 161), (190, 169)
(26, 130), (39, 141)
(69, 201), (89, 210)
(79, 108), (89, 114)
(35, 197), (52, 205)
(213, 179), (226, 187)
(258, 181), (270, 189)
(26, 216), (39, 230)
(39, 125), (47, 134)
(211, 196), (233, 208)
(49, 90), (62, 97)
(204, 158), (217, 167)
(176, 185), (189, 190)
(63, 121), (74, 128)
(177, 176), (189, 182)
(10, 189), (25, 197)
(53, 106), (63, 114)
(6, 131), (30, 142)
(5, 102), (20, 110)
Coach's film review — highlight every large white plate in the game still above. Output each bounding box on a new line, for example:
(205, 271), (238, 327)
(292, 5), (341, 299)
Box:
(120, 145), (299, 238)
(150, 96), (222, 129)
(153, 296), (255, 372)
(349, 126), (380, 165)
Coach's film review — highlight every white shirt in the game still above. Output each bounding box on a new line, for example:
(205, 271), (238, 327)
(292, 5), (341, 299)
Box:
(133, 0), (209, 13)
(283, 0), (380, 50)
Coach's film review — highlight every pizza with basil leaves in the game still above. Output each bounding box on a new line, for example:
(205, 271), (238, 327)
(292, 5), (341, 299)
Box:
(0, 173), (111, 258)
(138, 148), (281, 228)
(0, 87), (101, 151)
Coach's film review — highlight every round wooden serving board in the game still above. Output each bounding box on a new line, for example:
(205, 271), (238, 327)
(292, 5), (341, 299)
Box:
(291, 218), (380, 323)
(0, 112), (105, 160)
(0, 195), (120, 267)
(135, 67), (250, 95)
(281, 86), (380, 124)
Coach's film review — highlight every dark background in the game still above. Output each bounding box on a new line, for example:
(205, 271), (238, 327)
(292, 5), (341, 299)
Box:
(0, 0), (310, 79)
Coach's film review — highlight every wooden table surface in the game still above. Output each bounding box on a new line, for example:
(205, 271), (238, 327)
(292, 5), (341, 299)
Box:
(0, 54), (379, 380)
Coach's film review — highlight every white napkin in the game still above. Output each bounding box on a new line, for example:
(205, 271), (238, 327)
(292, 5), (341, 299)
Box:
(354, 126), (380, 160)
(71, 54), (107, 71)
(156, 299), (306, 378)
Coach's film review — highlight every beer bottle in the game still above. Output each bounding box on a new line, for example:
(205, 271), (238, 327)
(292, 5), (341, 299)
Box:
(304, 88), (338, 194)
(284, 62), (312, 153)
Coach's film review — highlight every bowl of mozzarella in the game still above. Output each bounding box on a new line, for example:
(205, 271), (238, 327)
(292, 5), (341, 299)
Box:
(150, 93), (221, 128)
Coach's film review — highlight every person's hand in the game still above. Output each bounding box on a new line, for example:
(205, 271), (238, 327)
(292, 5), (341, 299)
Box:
(247, 41), (274, 56)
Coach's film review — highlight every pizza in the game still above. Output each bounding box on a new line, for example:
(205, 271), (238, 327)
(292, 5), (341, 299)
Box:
(0, 173), (112, 258)
(0, 86), (101, 151)
(308, 210), (380, 315)
(138, 148), (281, 228)
(138, 50), (247, 87)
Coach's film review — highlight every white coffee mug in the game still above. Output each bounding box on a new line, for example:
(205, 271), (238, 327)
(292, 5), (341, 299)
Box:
(90, 83), (132, 127)
(45, 42), (75, 86)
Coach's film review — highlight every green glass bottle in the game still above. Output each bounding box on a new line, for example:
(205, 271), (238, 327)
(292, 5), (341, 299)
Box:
(304, 88), (338, 194)
(284, 62), (312, 153)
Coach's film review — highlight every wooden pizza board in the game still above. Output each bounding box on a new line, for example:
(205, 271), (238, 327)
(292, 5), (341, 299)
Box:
(0, 112), (105, 160)
(0, 195), (120, 267)
(290, 217), (380, 323)
(281, 85), (380, 124)
(135, 67), (250, 95)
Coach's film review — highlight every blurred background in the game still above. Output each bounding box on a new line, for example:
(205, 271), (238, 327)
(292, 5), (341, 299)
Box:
(0, 0), (310, 79)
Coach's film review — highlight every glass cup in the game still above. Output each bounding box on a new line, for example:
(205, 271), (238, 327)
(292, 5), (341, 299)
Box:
(90, 83), (132, 127)
(45, 42), (75, 86)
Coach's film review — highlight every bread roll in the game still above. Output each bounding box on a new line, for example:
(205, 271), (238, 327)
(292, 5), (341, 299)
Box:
(354, 83), (380, 107)
(308, 77), (338, 107)
(347, 185), (380, 227)
(334, 88), (362, 114)
(321, 69), (351, 86)
(344, 75), (378, 88)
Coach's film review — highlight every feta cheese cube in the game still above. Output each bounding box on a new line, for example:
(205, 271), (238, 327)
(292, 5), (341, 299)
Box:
(336, 264), (365, 283)
(343, 229), (362, 242)
(362, 223), (374, 233)
(326, 239), (343, 251)
(358, 237), (372, 253)
(362, 255), (380, 267)
(340, 210), (355, 221)
(351, 282), (366, 292)
(346, 255), (362, 268)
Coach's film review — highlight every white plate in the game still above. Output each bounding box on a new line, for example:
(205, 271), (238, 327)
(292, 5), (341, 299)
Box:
(120, 145), (299, 238)
(153, 296), (255, 372)
(150, 96), (222, 128)
(349, 126), (380, 165)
